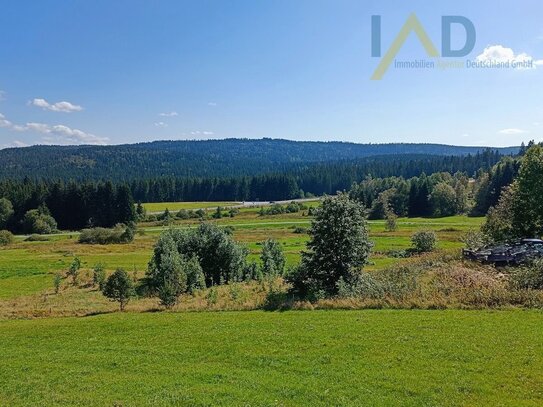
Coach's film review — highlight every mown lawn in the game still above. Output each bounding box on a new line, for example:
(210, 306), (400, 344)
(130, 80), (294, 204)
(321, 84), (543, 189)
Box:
(0, 309), (542, 406)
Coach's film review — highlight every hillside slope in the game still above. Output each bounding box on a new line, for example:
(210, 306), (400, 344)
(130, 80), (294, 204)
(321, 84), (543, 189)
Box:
(0, 138), (518, 180)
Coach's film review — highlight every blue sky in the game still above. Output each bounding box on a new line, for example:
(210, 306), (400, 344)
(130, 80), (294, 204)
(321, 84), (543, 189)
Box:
(1, 0), (542, 148)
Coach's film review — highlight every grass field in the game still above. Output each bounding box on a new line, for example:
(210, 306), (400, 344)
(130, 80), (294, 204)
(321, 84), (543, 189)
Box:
(143, 201), (240, 212)
(1, 309), (542, 406)
(0, 211), (484, 301)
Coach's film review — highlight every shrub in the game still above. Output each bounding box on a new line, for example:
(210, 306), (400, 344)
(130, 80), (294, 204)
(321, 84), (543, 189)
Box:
(93, 263), (106, 290)
(411, 230), (437, 253)
(79, 224), (135, 244)
(0, 230), (14, 246)
(509, 260), (543, 290)
(260, 238), (286, 278)
(185, 256), (206, 294)
(53, 273), (62, 294)
(462, 229), (489, 251)
(67, 257), (81, 286)
(385, 211), (398, 232)
(22, 209), (57, 234)
(102, 269), (135, 311)
(147, 223), (248, 287)
(293, 226), (307, 234)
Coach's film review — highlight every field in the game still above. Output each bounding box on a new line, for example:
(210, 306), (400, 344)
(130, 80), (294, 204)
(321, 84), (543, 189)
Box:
(0, 202), (484, 304)
(0, 202), (542, 406)
(1, 309), (542, 406)
(143, 201), (241, 213)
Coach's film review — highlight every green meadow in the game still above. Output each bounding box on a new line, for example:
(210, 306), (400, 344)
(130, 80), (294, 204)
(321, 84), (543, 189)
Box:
(1, 310), (542, 406)
(0, 209), (484, 301)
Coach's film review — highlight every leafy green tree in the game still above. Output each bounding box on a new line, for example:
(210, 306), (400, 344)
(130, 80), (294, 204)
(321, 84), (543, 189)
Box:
(288, 193), (372, 298)
(147, 233), (187, 308)
(429, 183), (457, 217)
(149, 223), (248, 287)
(102, 269), (135, 311)
(0, 198), (14, 229)
(482, 185), (516, 242)
(385, 211), (398, 232)
(22, 209), (58, 234)
(511, 145), (543, 237)
(185, 255), (206, 294)
(93, 263), (106, 290)
(260, 238), (286, 277)
(411, 230), (437, 253)
(136, 201), (146, 220)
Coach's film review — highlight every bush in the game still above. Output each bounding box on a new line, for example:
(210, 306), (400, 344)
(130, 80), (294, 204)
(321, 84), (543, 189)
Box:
(0, 230), (14, 246)
(22, 209), (57, 234)
(102, 269), (135, 311)
(67, 257), (81, 286)
(411, 230), (437, 253)
(293, 226), (307, 234)
(79, 224), (135, 244)
(147, 223), (248, 288)
(93, 263), (106, 290)
(462, 230), (489, 251)
(510, 260), (543, 290)
(260, 238), (286, 278)
(385, 212), (398, 232)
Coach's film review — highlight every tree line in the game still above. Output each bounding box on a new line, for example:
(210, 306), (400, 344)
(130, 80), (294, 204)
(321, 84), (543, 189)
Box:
(0, 180), (135, 233)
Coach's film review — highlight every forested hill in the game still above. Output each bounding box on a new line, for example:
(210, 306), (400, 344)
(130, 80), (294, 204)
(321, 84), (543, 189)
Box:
(0, 138), (518, 181)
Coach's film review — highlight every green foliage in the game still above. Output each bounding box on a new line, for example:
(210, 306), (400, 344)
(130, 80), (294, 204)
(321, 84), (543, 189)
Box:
(511, 145), (543, 237)
(67, 257), (81, 286)
(0, 198), (14, 229)
(429, 182), (457, 217)
(385, 211), (398, 232)
(53, 272), (62, 294)
(102, 268), (135, 311)
(482, 145), (543, 241)
(510, 259), (543, 290)
(22, 208), (57, 234)
(288, 193), (372, 298)
(462, 229), (489, 251)
(93, 263), (106, 290)
(0, 230), (14, 246)
(185, 256), (206, 294)
(260, 238), (286, 278)
(411, 230), (437, 253)
(148, 223), (248, 288)
(79, 224), (135, 244)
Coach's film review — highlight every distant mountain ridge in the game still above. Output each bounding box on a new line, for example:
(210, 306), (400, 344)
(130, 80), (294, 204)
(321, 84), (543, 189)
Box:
(0, 138), (518, 181)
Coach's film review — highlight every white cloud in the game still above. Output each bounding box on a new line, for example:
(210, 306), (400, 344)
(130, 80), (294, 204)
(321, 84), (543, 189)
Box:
(30, 98), (83, 113)
(159, 111), (178, 117)
(476, 45), (543, 68)
(498, 128), (528, 135)
(0, 90), (5, 101)
(0, 112), (107, 145)
(0, 113), (12, 128)
(30, 123), (108, 144)
(154, 121), (168, 128)
(207, 102), (217, 106)
(189, 130), (214, 136)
